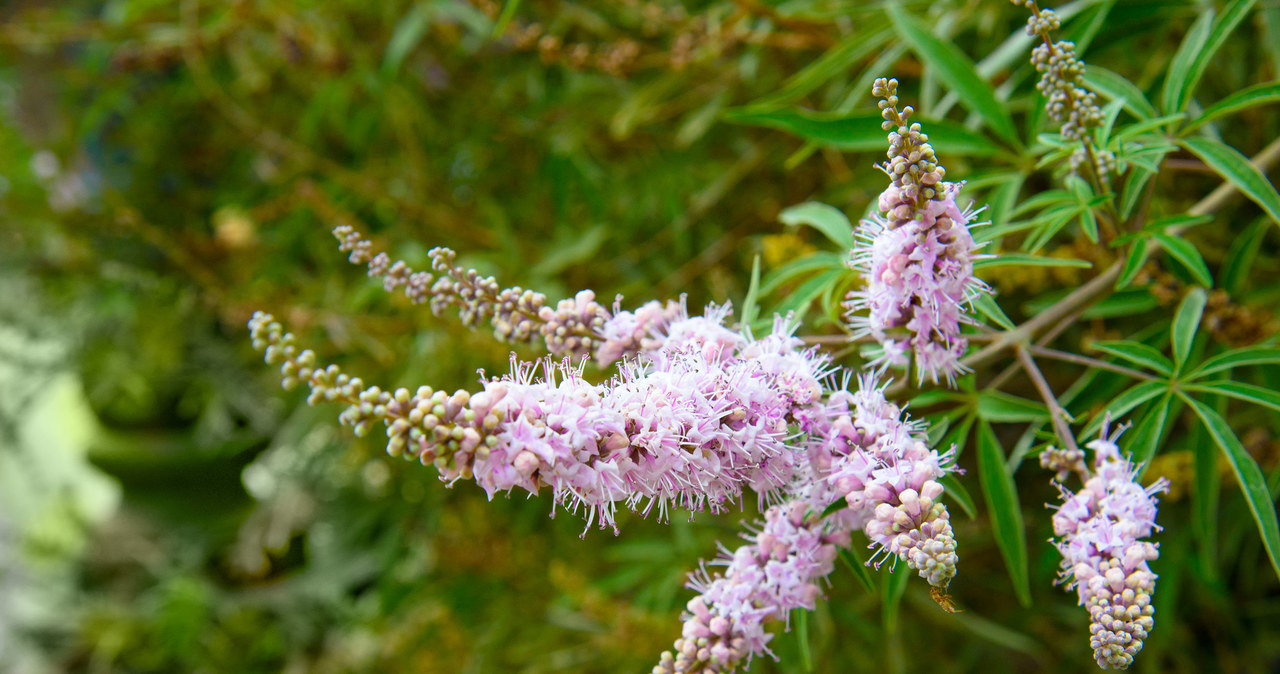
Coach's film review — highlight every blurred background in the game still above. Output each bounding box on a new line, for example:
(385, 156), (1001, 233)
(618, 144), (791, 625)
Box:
(2, 0), (1278, 672)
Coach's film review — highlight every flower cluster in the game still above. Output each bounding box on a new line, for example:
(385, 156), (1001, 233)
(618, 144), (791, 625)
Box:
(1048, 422), (1169, 670)
(844, 79), (989, 385)
(817, 376), (960, 589)
(654, 501), (844, 673)
(249, 303), (832, 533)
(1014, 0), (1116, 181)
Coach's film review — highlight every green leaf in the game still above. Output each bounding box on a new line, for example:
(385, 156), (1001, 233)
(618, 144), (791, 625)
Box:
(976, 421), (1031, 606)
(1082, 380), (1169, 438)
(779, 202), (856, 250)
(1221, 218), (1271, 294)
(1187, 381), (1280, 413)
(882, 562), (911, 631)
(941, 474), (978, 521)
(760, 252), (847, 296)
(1187, 81), (1280, 132)
(383, 5), (433, 75)
(1084, 65), (1157, 119)
(724, 108), (1006, 158)
(838, 547), (877, 594)
(973, 254), (1092, 270)
(1172, 287), (1207, 372)
(1090, 340), (1174, 375)
(740, 255), (762, 329)
(1116, 238), (1149, 290)
(972, 293), (1015, 330)
(1190, 346), (1280, 379)
(796, 609), (813, 672)
(1177, 0), (1259, 118)
(886, 4), (1019, 145)
(1162, 9), (1215, 114)
(1183, 395), (1280, 581)
(1180, 136), (1280, 226)
(742, 28), (892, 112)
(1127, 393), (1172, 468)
(491, 0), (522, 38)
(976, 391), (1049, 423)
(1152, 232), (1214, 287)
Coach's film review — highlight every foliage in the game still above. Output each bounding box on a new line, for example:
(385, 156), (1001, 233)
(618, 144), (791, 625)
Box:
(2, 0), (1279, 672)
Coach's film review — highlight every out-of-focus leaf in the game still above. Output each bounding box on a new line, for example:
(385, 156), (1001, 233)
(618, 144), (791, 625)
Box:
(1153, 232), (1214, 287)
(972, 293), (1015, 330)
(941, 474), (977, 521)
(973, 254), (1092, 270)
(1183, 395), (1280, 580)
(1162, 9), (1215, 114)
(1172, 287), (1207, 372)
(1180, 136), (1280, 226)
(838, 546), (877, 594)
(760, 252), (848, 296)
(1221, 218), (1271, 293)
(491, 0), (522, 37)
(741, 28), (892, 111)
(1127, 392), (1172, 468)
(1090, 340), (1174, 375)
(1174, 0), (1259, 117)
(740, 254), (762, 330)
(383, 5), (433, 75)
(725, 108), (1006, 157)
(1190, 346), (1280, 378)
(886, 4), (1019, 145)
(1084, 65), (1157, 119)
(976, 421), (1031, 606)
(796, 608), (813, 672)
(1117, 238), (1149, 290)
(778, 202), (855, 250)
(1187, 81), (1280, 132)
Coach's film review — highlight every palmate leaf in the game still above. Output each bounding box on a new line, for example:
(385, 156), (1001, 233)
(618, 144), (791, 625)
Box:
(886, 4), (1020, 145)
(1182, 395), (1280, 580)
(976, 421), (1031, 607)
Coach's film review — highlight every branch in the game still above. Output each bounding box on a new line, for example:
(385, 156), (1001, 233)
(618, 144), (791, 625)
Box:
(1016, 345), (1079, 455)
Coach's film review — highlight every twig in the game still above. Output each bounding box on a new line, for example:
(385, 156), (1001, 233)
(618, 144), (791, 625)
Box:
(1026, 344), (1159, 382)
(1016, 345), (1080, 455)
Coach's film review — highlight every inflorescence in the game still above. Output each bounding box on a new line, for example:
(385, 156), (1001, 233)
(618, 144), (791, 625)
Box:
(1014, 0), (1117, 181)
(844, 78), (990, 386)
(1044, 421), (1170, 670)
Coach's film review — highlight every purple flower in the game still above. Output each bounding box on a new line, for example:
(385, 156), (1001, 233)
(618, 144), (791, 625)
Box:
(1048, 420), (1169, 670)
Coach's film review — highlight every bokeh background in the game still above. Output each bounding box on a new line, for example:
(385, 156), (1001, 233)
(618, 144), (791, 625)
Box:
(2, 1), (1279, 672)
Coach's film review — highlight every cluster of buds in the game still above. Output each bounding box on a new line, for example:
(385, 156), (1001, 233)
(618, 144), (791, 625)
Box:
(1048, 421), (1169, 670)
(654, 501), (843, 673)
(1015, 0), (1116, 181)
(872, 77), (947, 224)
(817, 376), (960, 590)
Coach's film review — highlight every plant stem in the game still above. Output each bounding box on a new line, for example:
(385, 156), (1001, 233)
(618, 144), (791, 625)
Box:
(1025, 344), (1158, 382)
(1016, 345), (1080, 455)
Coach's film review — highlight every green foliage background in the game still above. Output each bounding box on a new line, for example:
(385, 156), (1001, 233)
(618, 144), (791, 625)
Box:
(2, 0), (1278, 672)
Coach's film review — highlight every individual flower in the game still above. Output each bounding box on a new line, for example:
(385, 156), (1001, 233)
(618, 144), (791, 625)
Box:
(844, 79), (989, 386)
(653, 500), (844, 674)
(1048, 420), (1170, 670)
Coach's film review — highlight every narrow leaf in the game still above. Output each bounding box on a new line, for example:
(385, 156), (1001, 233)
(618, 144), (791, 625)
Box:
(1152, 232), (1214, 287)
(974, 254), (1092, 270)
(1172, 287), (1207, 372)
(1090, 340), (1174, 375)
(1191, 346), (1280, 378)
(1084, 65), (1157, 119)
(740, 255), (762, 329)
(725, 108), (1005, 157)
(941, 474), (978, 521)
(976, 391), (1049, 423)
(1162, 10), (1215, 114)
(1178, 0), (1259, 117)
(1187, 81), (1280, 132)
(779, 202), (856, 250)
(838, 547), (877, 593)
(1183, 395), (1280, 580)
(972, 293), (1015, 330)
(797, 609), (813, 672)
(491, 0), (523, 38)
(1117, 238), (1149, 290)
(887, 4), (1020, 144)
(1127, 393), (1172, 468)
(1221, 218), (1271, 293)
(1187, 381), (1280, 413)
(1082, 380), (1168, 438)
(977, 421), (1031, 606)
(1180, 136), (1280, 226)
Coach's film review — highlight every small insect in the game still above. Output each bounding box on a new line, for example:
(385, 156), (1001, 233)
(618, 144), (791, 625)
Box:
(931, 586), (963, 614)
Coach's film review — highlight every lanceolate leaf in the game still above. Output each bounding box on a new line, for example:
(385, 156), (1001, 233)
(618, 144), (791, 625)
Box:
(1183, 395), (1280, 581)
(1221, 218), (1271, 294)
(941, 474), (978, 521)
(1162, 9), (1215, 114)
(1177, 0), (1259, 118)
(1082, 380), (1168, 438)
(1090, 340), (1174, 375)
(976, 391), (1049, 423)
(1180, 137), (1280, 226)
(1172, 287), (1207, 372)
(779, 202), (856, 250)
(1127, 393), (1172, 468)
(1117, 238), (1149, 290)
(1186, 80), (1280, 132)
(739, 255), (762, 329)
(1190, 346), (1280, 379)
(973, 254), (1092, 270)
(742, 28), (892, 112)
(1152, 232), (1214, 287)
(724, 109), (1006, 158)
(886, 4), (1020, 145)
(838, 547), (877, 594)
(1187, 381), (1280, 413)
(976, 421), (1031, 606)
(1084, 65), (1157, 119)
